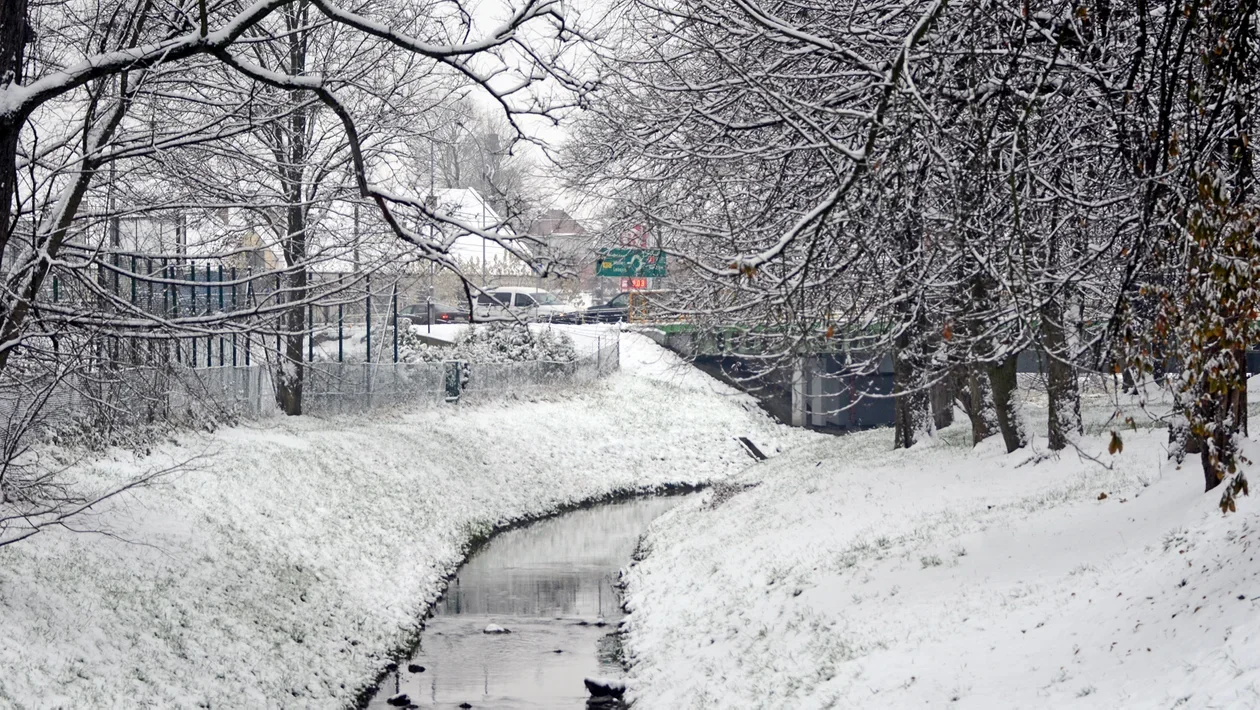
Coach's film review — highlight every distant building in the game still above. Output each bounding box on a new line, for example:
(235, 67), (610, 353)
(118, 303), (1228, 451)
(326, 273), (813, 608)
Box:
(527, 208), (587, 255)
(527, 209), (586, 238)
(431, 188), (517, 281)
(526, 208), (596, 287)
(229, 230), (280, 273)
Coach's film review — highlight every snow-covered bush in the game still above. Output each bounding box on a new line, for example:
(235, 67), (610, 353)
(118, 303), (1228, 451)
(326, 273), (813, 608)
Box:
(397, 323), (577, 364)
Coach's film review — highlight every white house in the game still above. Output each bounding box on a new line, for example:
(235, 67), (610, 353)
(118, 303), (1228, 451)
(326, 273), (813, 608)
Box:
(431, 188), (518, 278)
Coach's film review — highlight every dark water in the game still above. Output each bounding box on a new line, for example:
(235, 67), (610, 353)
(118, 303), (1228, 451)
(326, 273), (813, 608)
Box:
(365, 495), (689, 710)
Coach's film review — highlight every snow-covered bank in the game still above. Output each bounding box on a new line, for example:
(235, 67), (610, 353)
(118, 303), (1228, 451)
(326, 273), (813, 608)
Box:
(621, 394), (1260, 709)
(0, 334), (808, 709)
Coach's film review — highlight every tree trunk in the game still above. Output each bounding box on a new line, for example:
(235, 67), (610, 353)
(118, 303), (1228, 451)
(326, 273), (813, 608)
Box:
(931, 376), (954, 430)
(277, 329), (305, 415)
(1199, 346), (1248, 492)
(274, 167), (307, 416)
(0, 0), (30, 266)
(1169, 387), (1205, 459)
(962, 366), (998, 445)
(0, 116), (17, 263)
(274, 185), (308, 416)
(1121, 365), (1137, 394)
(1168, 400), (1190, 464)
(1202, 452), (1223, 492)
(893, 379), (931, 449)
(1236, 347), (1249, 439)
(1042, 302), (1082, 451)
(1185, 431), (1204, 455)
(893, 344), (932, 449)
(987, 354), (1026, 453)
(273, 15), (310, 417)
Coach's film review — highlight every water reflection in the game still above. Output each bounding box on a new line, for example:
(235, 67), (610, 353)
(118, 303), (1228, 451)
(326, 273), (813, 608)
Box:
(366, 495), (688, 710)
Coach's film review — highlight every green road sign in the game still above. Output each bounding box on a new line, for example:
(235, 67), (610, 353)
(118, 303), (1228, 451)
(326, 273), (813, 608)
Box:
(596, 248), (667, 277)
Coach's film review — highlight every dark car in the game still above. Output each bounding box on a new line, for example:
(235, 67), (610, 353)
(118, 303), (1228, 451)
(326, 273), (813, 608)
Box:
(399, 301), (470, 325)
(570, 292), (632, 323)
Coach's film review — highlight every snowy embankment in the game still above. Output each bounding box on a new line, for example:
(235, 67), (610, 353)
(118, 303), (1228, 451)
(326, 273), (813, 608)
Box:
(622, 389), (1260, 709)
(0, 332), (807, 709)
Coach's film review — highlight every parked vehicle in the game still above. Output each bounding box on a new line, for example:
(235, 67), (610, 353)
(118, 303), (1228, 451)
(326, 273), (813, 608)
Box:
(399, 301), (470, 325)
(565, 292), (631, 323)
(473, 287), (577, 322)
(562, 290), (675, 324)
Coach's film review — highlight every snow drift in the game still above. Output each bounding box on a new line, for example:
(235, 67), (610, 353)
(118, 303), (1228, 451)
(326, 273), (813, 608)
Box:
(620, 387), (1260, 709)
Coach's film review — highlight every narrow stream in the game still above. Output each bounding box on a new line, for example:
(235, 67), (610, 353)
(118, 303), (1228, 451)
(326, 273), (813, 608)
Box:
(365, 494), (691, 710)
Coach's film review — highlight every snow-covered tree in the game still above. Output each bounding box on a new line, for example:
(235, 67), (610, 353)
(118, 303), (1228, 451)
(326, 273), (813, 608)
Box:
(0, 0), (588, 540)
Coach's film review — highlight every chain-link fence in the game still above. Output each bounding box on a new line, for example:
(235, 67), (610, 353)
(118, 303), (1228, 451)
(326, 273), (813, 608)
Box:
(0, 363), (274, 448)
(302, 331), (620, 414)
(0, 331), (622, 444)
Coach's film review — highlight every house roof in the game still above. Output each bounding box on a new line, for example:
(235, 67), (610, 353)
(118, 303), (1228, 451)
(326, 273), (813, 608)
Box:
(434, 188), (508, 232)
(526, 208), (586, 237)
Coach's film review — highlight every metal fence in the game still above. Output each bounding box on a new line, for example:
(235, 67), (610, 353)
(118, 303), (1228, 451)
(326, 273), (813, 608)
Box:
(301, 339), (619, 415)
(1, 331), (621, 445)
(303, 330), (620, 414)
(0, 363), (276, 447)
(7, 242), (626, 447)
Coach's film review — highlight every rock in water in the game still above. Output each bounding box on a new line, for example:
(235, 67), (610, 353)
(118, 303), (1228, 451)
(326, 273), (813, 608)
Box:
(483, 623), (511, 634)
(385, 693), (410, 707)
(584, 677), (627, 698)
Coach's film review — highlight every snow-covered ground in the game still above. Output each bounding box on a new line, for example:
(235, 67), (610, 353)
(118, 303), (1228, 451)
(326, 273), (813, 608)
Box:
(0, 334), (808, 709)
(621, 387), (1260, 708)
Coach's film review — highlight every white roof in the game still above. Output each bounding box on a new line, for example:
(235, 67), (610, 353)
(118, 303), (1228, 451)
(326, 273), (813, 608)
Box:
(433, 187), (522, 267)
(434, 188), (508, 232)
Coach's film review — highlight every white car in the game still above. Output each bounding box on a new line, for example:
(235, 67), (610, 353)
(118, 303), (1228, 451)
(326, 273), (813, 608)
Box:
(474, 286), (577, 322)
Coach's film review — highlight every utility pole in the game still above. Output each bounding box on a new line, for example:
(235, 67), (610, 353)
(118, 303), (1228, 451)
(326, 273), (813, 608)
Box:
(352, 201), (360, 273)
(176, 213), (187, 265)
(428, 138), (435, 333)
(481, 190), (487, 286)
(108, 162), (120, 249)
